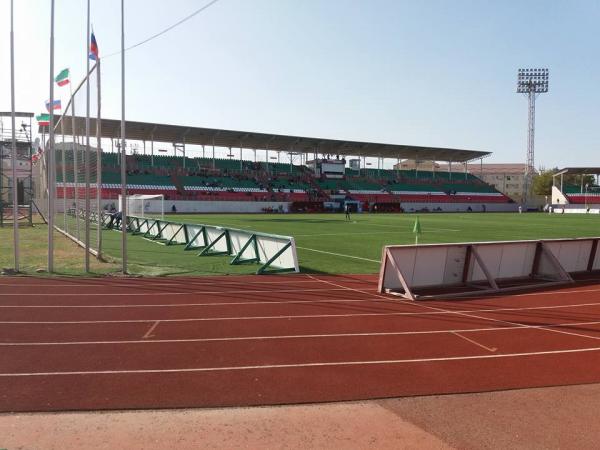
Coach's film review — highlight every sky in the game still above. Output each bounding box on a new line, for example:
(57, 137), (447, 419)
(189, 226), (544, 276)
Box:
(1, 0), (600, 168)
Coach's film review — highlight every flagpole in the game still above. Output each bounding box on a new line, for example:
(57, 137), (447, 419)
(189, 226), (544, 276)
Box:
(69, 75), (80, 240)
(84, 0), (91, 272)
(48, 0), (56, 272)
(96, 58), (102, 258)
(61, 116), (66, 231)
(10, 0), (19, 271)
(121, 0), (127, 274)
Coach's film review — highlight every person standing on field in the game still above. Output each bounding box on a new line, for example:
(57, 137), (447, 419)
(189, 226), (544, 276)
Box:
(345, 203), (351, 221)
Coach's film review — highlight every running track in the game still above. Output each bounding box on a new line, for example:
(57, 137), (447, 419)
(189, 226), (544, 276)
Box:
(2, 274), (600, 412)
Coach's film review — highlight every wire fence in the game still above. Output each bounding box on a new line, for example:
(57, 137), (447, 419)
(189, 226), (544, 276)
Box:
(35, 62), (103, 270)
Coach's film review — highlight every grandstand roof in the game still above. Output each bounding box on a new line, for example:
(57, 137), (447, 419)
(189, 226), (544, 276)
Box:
(44, 117), (491, 163)
(0, 112), (34, 118)
(554, 168), (600, 176)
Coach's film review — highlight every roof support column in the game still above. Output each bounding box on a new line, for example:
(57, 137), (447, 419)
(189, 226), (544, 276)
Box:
(560, 173), (563, 192)
(143, 140), (146, 156)
(150, 135), (154, 167)
(202, 144), (205, 159)
(464, 162), (468, 180)
(266, 148), (269, 174)
(480, 158), (483, 178)
(212, 137), (215, 170)
(239, 142), (243, 172)
(449, 160), (452, 180)
(432, 160), (435, 179)
(149, 125), (157, 167)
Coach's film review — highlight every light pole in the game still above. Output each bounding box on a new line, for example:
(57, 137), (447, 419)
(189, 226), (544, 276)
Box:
(517, 68), (549, 206)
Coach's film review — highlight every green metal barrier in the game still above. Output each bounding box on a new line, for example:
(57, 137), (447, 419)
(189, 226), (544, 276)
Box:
(116, 216), (299, 274)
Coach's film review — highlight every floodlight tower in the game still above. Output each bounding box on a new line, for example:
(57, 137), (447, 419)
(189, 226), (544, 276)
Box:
(517, 68), (549, 204)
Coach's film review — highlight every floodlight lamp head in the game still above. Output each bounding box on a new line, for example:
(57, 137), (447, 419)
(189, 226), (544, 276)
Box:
(517, 68), (549, 94)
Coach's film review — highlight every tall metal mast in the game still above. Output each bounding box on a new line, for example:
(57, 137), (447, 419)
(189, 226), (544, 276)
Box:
(517, 68), (549, 205)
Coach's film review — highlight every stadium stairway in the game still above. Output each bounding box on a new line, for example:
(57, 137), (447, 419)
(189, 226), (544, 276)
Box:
(171, 174), (185, 196)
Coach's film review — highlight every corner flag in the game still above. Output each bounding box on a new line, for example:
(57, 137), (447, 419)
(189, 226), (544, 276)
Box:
(413, 216), (422, 244)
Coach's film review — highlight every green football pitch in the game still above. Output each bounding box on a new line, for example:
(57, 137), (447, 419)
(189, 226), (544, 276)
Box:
(102, 212), (600, 276)
(1, 212), (599, 276)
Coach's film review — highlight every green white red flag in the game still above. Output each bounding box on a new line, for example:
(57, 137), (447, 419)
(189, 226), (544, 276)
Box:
(36, 113), (50, 126)
(55, 68), (69, 86)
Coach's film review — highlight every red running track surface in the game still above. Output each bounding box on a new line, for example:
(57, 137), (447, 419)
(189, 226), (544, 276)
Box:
(1, 274), (600, 412)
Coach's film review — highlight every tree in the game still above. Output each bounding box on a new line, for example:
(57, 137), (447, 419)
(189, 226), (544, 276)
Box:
(532, 169), (555, 195)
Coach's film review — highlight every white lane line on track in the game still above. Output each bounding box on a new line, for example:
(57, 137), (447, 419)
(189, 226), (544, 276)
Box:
(0, 298), (388, 308)
(3, 346), (600, 377)
(3, 301), (600, 324)
(0, 287), (361, 297)
(0, 276), (366, 288)
(0, 275), (338, 288)
(306, 275), (600, 344)
(451, 332), (497, 352)
(467, 285), (600, 299)
(296, 247), (380, 263)
(3, 319), (600, 346)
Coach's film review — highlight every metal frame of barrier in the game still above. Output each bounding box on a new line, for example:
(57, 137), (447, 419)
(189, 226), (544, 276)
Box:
(378, 237), (600, 300)
(119, 216), (299, 274)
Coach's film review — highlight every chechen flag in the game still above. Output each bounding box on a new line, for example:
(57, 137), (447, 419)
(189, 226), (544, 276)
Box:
(89, 32), (99, 61)
(55, 68), (70, 86)
(36, 113), (50, 126)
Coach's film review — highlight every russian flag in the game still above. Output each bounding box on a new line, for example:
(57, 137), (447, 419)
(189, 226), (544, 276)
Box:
(89, 32), (99, 61)
(45, 100), (61, 112)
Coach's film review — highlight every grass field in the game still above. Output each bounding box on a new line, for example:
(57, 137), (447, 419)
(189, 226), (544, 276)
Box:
(1, 212), (599, 277)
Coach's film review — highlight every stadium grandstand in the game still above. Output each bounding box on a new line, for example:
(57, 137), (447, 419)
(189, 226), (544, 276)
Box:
(44, 116), (515, 214)
(551, 167), (600, 213)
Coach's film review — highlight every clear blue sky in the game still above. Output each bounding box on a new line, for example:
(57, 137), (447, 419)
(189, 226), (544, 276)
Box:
(2, 0), (599, 168)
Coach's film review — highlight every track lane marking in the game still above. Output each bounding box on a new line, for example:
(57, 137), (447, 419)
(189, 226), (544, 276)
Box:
(3, 319), (600, 346)
(307, 275), (600, 344)
(2, 346), (600, 377)
(0, 279), (342, 288)
(0, 287), (362, 297)
(142, 321), (160, 339)
(3, 301), (600, 323)
(452, 332), (497, 352)
(1, 283), (598, 299)
(0, 298), (391, 308)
